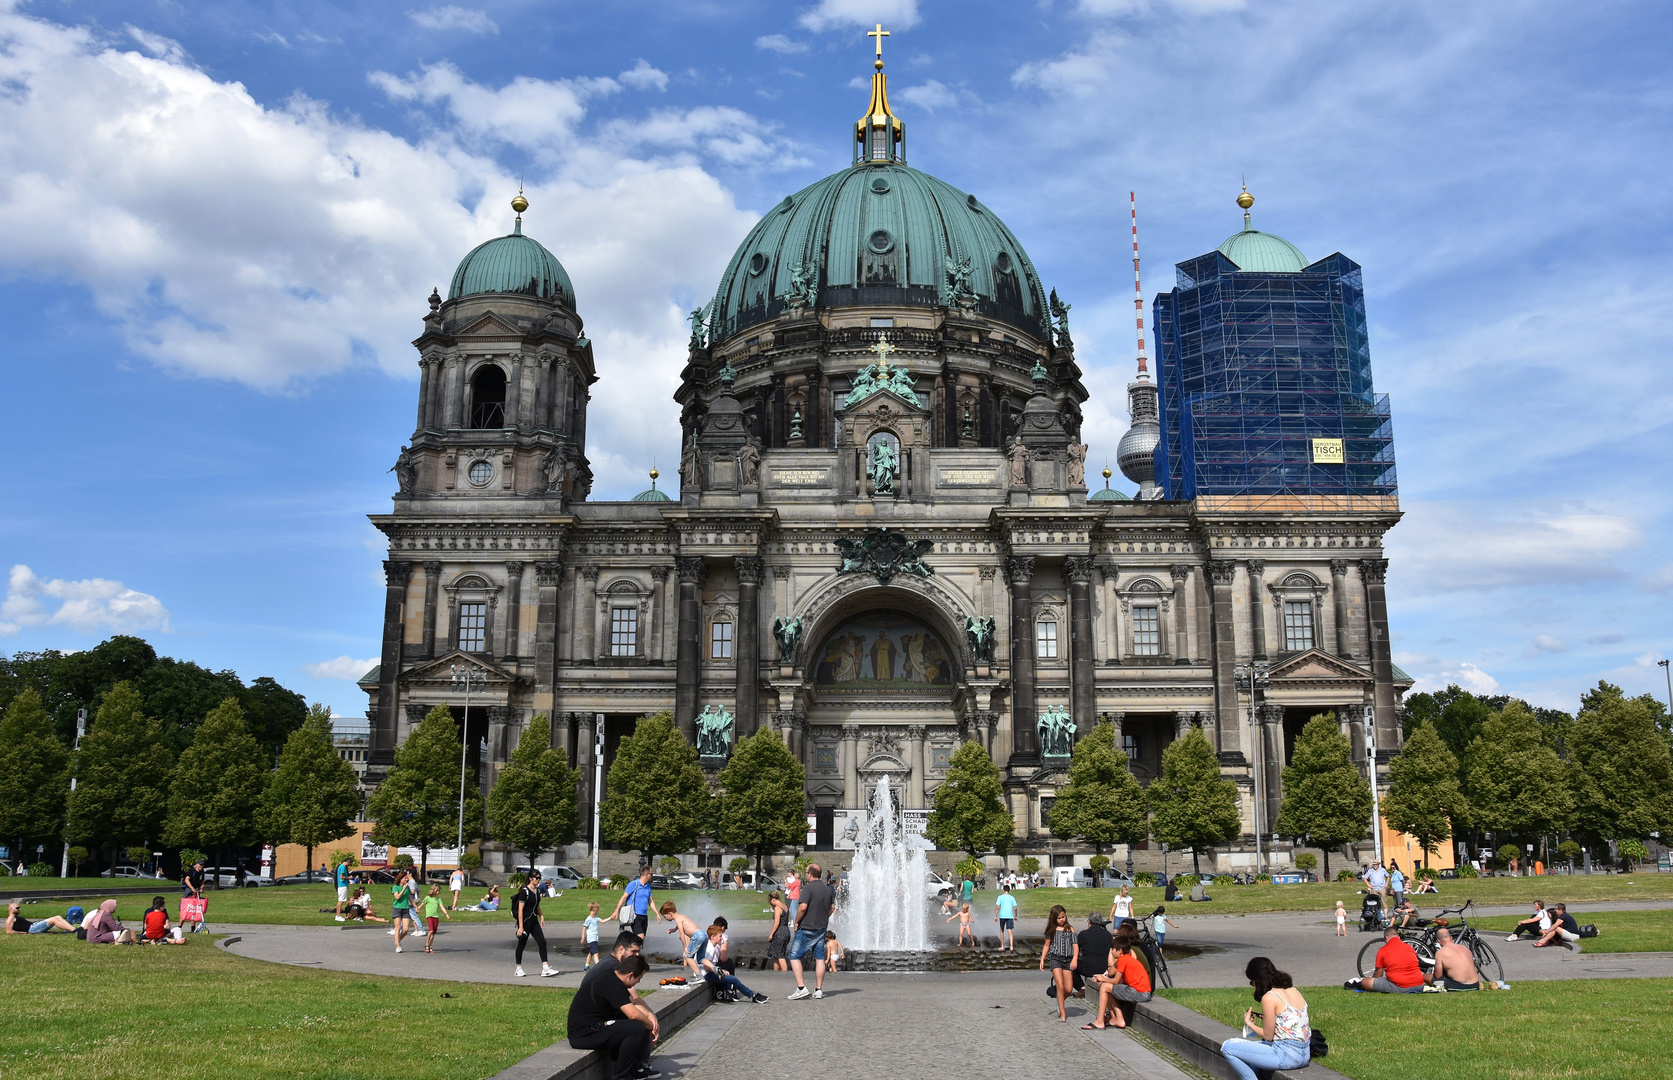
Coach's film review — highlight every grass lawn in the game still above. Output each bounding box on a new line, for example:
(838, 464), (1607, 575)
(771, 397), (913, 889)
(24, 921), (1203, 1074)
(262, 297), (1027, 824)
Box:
(0, 934), (572, 1080)
(9, 883), (782, 927)
(1162, 979), (1673, 1080)
(1471, 910), (1673, 954)
(0, 875), (164, 892)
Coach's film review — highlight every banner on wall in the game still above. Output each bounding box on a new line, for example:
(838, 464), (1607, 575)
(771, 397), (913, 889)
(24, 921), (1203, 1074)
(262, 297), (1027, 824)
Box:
(360, 837), (463, 869)
(827, 809), (931, 851)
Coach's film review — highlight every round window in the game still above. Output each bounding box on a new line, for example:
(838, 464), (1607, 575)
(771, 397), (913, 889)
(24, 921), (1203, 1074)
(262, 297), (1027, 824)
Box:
(748, 252), (768, 276)
(777, 196), (795, 214)
(966, 193), (981, 211)
(468, 461), (493, 486)
(996, 252), (1013, 273)
(870, 176), (891, 194)
(868, 229), (894, 254)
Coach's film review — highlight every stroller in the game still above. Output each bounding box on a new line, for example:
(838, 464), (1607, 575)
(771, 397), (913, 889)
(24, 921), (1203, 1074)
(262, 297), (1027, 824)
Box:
(1359, 894), (1384, 932)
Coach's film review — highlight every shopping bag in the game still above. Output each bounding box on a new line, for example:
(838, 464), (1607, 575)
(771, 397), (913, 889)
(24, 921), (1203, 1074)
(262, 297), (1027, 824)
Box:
(180, 896), (207, 923)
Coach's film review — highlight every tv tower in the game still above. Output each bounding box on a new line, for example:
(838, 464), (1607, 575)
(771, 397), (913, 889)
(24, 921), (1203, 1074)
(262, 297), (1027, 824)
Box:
(1116, 191), (1160, 499)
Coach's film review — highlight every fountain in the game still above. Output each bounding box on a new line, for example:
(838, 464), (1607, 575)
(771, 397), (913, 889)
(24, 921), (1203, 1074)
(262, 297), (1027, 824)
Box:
(834, 774), (932, 959)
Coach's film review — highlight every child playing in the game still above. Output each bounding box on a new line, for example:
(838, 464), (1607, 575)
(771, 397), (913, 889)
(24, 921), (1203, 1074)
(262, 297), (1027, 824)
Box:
(582, 901), (602, 967)
(420, 884), (450, 953)
(659, 900), (706, 977)
(823, 929), (844, 971)
(1335, 900), (1347, 937)
(947, 901), (976, 947)
(1151, 906), (1179, 947)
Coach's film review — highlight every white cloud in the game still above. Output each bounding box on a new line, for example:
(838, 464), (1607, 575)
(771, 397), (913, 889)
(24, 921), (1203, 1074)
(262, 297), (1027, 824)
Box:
(370, 61), (616, 151)
(1388, 503), (1643, 594)
(619, 59), (669, 92)
(1409, 660), (1500, 698)
(1525, 634), (1568, 658)
(799, 0), (921, 33)
(1077, 0), (1246, 14)
(898, 79), (958, 112)
(756, 34), (809, 53)
(303, 655), (382, 680)
(125, 25), (185, 63)
(407, 6), (498, 34)
(0, 565), (171, 637)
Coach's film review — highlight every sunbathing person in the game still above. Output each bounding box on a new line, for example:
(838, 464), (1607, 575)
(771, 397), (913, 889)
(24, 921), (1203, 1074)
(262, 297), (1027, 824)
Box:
(1425, 927), (1480, 990)
(6, 902), (77, 934)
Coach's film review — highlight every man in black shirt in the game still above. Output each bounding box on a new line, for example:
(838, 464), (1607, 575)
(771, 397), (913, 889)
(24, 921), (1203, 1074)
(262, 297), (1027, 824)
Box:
(568, 953), (657, 1080)
(1075, 912), (1114, 993)
(786, 863), (835, 1000)
(511, 870), (556, 978)
(1534, 903), (1583, 952)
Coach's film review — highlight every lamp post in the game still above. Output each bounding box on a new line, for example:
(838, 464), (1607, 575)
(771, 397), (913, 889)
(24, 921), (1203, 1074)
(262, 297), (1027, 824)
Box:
(1365, 705), (1383, 868)
(59, 709), (86, 877)
(1660, 659), (1672, 719)
(591, 713), (605, 881)
(450, 664), (486, 861)
(1233, 662), (1271, 874)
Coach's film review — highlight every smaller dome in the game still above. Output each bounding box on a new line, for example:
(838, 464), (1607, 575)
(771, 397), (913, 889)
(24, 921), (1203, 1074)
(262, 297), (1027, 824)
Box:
(449, 231), (575, 306)
(631, 485), (671, 502)
(1089, 484), (1130, 502)
(1218, 228), (1307, 273)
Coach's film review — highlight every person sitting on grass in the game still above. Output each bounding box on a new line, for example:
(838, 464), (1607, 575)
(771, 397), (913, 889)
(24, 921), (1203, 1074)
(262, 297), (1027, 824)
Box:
(1189, 879), (1212, 902)
(947, 901), (976, 947)
(1085, 924), (1153, 1030)
(1424, 927), (1480, 991)
(85, 899), (131, 945)
(1348, 926), (1424, 993)
(1220, 957), (1311, 1080)
(462, 885), (500, 912)
(141, 896), (183, 945)
(1506, 900), (1550, 941)
(6, 902), (77, 935)
(343, 888), (387, 923)
(698, 924), (769, 1003)
(1413, 874), (1439, 895)
(1533, 903), (1582, 951)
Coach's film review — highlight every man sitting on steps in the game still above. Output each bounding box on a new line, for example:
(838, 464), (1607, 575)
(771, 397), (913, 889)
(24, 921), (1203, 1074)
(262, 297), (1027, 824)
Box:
(1425, 927), (1481, 991)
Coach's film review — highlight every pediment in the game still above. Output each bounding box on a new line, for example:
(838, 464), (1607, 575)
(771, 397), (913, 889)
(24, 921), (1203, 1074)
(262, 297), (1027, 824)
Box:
(402, 651), (522, 686)
(1267, 649), (1372, 683)
(843, 386), (924, 413)
(455, 311), (527, 338)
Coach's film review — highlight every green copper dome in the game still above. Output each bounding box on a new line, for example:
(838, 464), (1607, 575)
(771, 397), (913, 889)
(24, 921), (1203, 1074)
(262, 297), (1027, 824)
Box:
(1218, 227), (1307, 273)
(710, 162), (1050, 342)
(448, 227), (575, 306)
(1089, 485), (1130, 502)
(630, 485), (671, 502)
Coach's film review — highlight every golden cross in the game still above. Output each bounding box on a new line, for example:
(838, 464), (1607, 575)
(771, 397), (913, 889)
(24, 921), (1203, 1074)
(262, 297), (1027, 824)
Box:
(868, 22), (889, 61)
(869, 337), (897, 372)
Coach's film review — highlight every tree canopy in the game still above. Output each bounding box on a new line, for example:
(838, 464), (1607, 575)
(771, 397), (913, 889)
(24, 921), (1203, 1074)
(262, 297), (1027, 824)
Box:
(1383, 722), (1468, 867)
(714, 729), (808, 878)
(1047, 721), (1148, 856)
(1147, 728), (1242, 875)
(1465, 701), (1573, 843)
(925, 740), (1014, 860)
(598, 711), (710, 866)
(261, 704), (362, 878)
(164, 697), (271, 873)
(368, 705), (482, 878)
(1566, 682), (1673, 847)
(487, 713), (581, 867)
(0, 688), (71, 853)
(64, 682), (174, 867)
(1275, 713), (1372, 878)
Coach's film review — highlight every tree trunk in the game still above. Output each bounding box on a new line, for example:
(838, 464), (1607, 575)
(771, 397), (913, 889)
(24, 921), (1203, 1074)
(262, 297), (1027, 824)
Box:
(305, 845), (314, 882)
(105, 844), (116, 879)
(1192, 849), (1201, 876)
(420, 845), (429, 882)
(213, 846), (221, 890)
(1322, 847), (1331, 880)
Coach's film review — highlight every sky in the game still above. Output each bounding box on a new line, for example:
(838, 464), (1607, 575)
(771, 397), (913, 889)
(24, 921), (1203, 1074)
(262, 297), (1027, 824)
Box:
(0, 0), (1669, 722)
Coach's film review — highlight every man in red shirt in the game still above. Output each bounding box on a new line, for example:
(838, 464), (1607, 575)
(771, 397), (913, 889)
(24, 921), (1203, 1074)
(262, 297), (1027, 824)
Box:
(1350, 927), (1424, 993)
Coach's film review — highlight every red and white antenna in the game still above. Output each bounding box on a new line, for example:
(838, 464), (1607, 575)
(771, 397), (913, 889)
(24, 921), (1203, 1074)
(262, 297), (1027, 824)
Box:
(1131, 190), (1149, 381)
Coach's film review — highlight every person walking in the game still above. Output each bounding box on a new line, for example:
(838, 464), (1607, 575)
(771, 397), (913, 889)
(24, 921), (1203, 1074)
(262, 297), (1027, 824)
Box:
(582, 900), (602, 968)
(181, 860), (208, 933)
(420, 884), (450, 953)
(1334, 900), (1347, 938)
(766, 890), (791, 971)
(784, 865), (802, 930)
(961, 873), (976, 909)
(995, 885), (1018, 952)
(1389, 864), (1406, 911)
(787, 862), (835, 1000)
(1039, 905), (1078, 1023)
(1220, 957), (1311, 1080)
(513, 869), (557, 978)
(1111, 885), (1135, 925)
(1152, 906), (1179, 947)
(609, 866), (655, 941)
(449, 866), (465, 911)
(334, 858), (352, 921)
(390, 870), (417, 954)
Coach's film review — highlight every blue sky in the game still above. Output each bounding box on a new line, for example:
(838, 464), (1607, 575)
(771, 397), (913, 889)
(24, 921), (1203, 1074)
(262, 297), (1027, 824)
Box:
(1, 0), (1669, 720)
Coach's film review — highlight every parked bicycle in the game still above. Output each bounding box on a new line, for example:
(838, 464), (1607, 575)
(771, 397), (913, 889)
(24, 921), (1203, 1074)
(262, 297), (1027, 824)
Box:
(1355, 899), (1503, 985)
(1134, 916), (1173, 989)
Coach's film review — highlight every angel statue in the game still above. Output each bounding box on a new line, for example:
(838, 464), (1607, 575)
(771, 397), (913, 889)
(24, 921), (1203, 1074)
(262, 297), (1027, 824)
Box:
(964, 615), (997, 663)
(772, 616), (803, 663)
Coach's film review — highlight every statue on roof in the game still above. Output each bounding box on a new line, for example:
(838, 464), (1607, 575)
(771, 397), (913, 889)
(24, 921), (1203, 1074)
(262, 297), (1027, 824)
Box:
(942, 257), (976, 310)
(785, 261), (817, 308)
(688, 300), (712, 349)
(1049, 288), (1073, 347)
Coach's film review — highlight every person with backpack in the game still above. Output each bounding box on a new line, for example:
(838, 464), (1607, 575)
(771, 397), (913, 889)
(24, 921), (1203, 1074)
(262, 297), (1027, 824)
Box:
(512, 870), (557, 978)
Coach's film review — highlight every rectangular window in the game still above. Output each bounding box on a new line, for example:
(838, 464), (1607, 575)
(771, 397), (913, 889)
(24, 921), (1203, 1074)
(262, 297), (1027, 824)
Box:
(610, 607), (639, 656)
(1132, 607), (1160, 656)
(869, 317), (894, 327)
(710, 621), (733, 660)
(1036, 620), (1059, 658)
(1284, 601), (1315, 651)
(457, 603), (487, 652)
(1121, 734), (1139, 760)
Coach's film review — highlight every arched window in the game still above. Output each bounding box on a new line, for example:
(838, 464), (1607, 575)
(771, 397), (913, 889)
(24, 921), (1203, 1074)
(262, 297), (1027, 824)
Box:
(1036, 618), (1059, 658)
(710, 618), (734, 660)
(470, 364), (507, 429)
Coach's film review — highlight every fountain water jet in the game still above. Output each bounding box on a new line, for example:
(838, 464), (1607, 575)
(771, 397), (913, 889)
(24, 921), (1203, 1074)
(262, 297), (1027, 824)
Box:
(835, 773), (929, 952)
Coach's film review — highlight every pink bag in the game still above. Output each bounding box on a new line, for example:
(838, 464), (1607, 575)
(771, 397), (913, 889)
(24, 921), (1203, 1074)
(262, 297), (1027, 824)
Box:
(180, 897), (207, 923)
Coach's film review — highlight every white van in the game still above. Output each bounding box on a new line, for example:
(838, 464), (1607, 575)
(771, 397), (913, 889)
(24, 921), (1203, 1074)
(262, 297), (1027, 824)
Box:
(1053, 866), (1096, 889)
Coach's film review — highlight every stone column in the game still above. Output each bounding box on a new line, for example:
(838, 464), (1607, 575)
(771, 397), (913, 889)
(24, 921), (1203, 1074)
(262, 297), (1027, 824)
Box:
(841, 724), (860, 809)
(445, 357), (466, 428)
(1007, 556), (1038, 765)
(416, 359), (434, 432)
(674, 557), (705, 740)
(1100, 566), (1122, 663)
(1065, 556), (1096, 731)
(533, 562), (563, 748)
(908, 725), (927, 809)
(1329, 559), (1352, 658)
(421, 561), (442, 658)
(370, 560), (412, 776)
(1360, 558), (1398, 753)
(1170, 564), (1192, 664)
(1108, 711), (1126, 756)
(502, 562), (524, 660)
(505, 354), (523, 430)
(1259, 702), (1285, 835)
(735, 556), (764, 735)
(1207, 559), (1242, 761)
(1338, 704), (1367, 769)
(1247, 560), (1267, 660)
(649, 566), (669, 664)
(579, 567), (599, 663)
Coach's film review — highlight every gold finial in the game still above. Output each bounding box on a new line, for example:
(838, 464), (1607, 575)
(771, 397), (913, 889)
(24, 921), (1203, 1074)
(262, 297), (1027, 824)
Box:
(869, 22), (889, 69)
(1102, 466), (1112, 480)
(511, 183), (528, 235)
(649, 465), (659, 482)
(869, 337), (897, 372)
(1237, 177), (1253, 230)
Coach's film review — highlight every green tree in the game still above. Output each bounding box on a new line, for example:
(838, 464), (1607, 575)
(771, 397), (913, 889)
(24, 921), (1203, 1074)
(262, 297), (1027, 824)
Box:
(1566, 682), (1673, 849)
(0, 689), (70, 857)
(1275, 714), (1373, 879)
(1382, 722), (1468, 868)
(1048, 721), (1148, 858)
(64, 682), (173, 874)
(368, 705), (482, 879)
(240, 676), (309, 760)
(487, 713), (580, 868)
(260, 704), (362, 882)
(164, 697), (271, 887)
(714, 728), (808, 881)
(135, 657), (248, 756)
(926, 741), (1013, 861)
(1147, 728), (1242, 876)
(598, 712), (709, 868)
(1466, 702), (1573, 858)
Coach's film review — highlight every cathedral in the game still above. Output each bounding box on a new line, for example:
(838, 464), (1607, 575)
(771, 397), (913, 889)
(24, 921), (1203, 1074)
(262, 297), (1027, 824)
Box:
(361, 33), (1408, 872)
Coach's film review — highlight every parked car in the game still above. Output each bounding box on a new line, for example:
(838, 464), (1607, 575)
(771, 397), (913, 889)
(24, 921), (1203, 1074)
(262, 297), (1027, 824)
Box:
(514, 865), (583, 889)
(667, 871), (706, 889)
(100, 865), (161, 879)
(926, 871), (956, 901)
(1053, 867), (1101, 889)
(719, 870), (778, 890)
(424, 869), (488, 888)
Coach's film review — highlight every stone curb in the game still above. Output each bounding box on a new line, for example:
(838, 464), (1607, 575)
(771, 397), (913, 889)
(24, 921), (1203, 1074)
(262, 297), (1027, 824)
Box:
(488, 985), (711, 1080)
(1132, 997), (1352, 1080)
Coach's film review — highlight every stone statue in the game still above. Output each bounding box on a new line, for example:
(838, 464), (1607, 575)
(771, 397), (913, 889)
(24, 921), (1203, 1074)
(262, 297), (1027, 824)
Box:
(941, 257), (975, 310)
(738, 442), (761, 486)
(834, 527), (934, 584)
(868, 439), (899, 496)
(696, 705), (735, 759)
(1037, 705), (1074, 759)
(541, 449), (568, 494)
(1067, 443), (1086, 487)
(1049, 288), (1072, 346)
(786, 261), (816, 308)
(772, 616), (803, 663)
(1007, 438), (1029, 488)
(687, 301), (711, 349)
(679, 437), (700, 492)
(964, 615), (996, 663)
(388, 445), (417, 494)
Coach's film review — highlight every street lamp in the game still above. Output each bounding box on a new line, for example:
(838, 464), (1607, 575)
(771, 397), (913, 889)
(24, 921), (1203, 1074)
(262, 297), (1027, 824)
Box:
(1659, 659), (1671, 718)
(450, 664), (487, 861)
(59, 709), (87, 877)
(1365, 704), (1383, 868)
(1233, 662), (1271, 874)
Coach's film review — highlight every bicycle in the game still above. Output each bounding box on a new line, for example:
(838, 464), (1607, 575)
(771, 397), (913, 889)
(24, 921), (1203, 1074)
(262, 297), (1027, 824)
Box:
(1134, 918), (1173, 989)
(1355, 900), (1503, 985)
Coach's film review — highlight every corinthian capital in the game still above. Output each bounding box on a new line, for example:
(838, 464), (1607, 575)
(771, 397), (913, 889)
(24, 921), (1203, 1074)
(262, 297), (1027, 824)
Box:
(534, 561), (564, 587)
(1206, 559), (1236, 586)
(734, 556), (766, 584)
(1006, 556), (1036, 585)
(384, 560), (413, 587)
(1064, 556), (1094, 584)
(676, 556), (707, 584)
(1359, 558), (1389, 584)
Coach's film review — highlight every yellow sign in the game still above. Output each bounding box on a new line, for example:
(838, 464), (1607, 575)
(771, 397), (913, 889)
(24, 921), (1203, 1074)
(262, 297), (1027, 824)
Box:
(1311, 438), (1344, 464)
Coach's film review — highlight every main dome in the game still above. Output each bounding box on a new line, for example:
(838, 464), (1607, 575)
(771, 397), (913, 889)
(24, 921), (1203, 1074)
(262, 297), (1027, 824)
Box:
(709, 162), (1050, 343)
(1217, 227), (1307, 273)
(448, 229), (575, 307)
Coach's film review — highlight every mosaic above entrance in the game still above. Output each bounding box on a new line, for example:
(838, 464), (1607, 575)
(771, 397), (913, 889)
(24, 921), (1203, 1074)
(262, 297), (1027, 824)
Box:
(814, 612), (954, 691)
